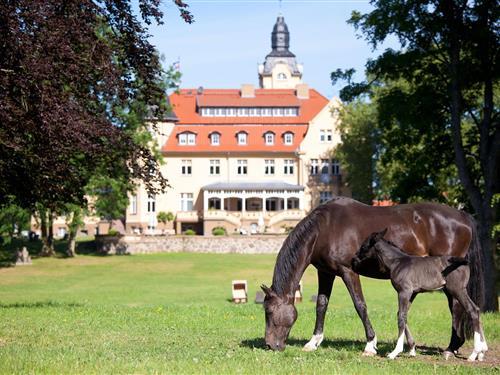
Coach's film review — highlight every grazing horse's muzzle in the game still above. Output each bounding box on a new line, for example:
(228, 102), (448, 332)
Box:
(266, 342), (285, 351)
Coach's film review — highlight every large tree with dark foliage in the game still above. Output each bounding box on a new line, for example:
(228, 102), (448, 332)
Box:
(0, 1), (192, 215)
(335, 0), (498, 311)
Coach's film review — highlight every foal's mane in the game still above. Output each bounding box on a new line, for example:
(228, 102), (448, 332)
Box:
(271, 204), (329, 296)
(377, 238), (407, 257)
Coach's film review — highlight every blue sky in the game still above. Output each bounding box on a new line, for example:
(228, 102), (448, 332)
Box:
(146, 0), (396, 98)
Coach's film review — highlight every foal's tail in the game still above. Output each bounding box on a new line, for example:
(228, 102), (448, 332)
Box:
(457, 214), (485, 339)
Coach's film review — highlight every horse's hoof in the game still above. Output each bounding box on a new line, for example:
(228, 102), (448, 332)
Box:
(409, 348), (416, 357)
(387, 353), (397, 360)
(443, 351), (454, 360)
(478, 352), (485, 361)
(302, 344), (317, 352)
(362, 350), (376, 357)
(467, 353), (478, 362)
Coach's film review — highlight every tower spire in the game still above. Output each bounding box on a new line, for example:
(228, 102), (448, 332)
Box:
(258, 15), (303, 89)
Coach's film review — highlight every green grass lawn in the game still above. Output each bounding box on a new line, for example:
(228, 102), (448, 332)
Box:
(0, 252), (498, 374)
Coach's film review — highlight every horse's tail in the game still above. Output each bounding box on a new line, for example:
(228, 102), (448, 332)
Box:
(442, 257), (468, 277)
(457, 213), (484, 339)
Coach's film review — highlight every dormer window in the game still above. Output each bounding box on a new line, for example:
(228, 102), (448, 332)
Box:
(283, 132), (294, 145)
(178, 132), (196, 145)
(237, 131), (247, 145)
(264, 132), (275, 145)
(210, 132), (220, 146)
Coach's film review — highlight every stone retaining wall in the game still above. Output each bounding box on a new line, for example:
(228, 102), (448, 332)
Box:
(95, 235), (287, 255)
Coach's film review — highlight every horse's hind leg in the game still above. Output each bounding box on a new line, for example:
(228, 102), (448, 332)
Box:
(340, 268), (377, 356)
(443, 290), (465, 360)
(304, 270), (334, 351)
(452, 290), (487, 361)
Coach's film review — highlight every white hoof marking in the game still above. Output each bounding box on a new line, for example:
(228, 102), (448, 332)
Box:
(409, 347), (416, 357)
(363, 336), (377, 356)
(443, 351), (453, 360)
(303, 333), (324, 352)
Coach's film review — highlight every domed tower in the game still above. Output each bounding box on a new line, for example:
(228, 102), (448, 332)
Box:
(259, 16), (303, 89)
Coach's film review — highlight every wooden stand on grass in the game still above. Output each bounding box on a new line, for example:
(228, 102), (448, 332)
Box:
(294, 281), (303, 303)
(232, 280), (248, 303)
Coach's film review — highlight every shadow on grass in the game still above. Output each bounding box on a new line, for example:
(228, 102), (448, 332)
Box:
(0, 238), (105, 268)
(0, 301), (84, 309)
(240, 337), (442, 356)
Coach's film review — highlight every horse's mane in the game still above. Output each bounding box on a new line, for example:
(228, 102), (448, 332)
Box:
(271, 203), (329, 295)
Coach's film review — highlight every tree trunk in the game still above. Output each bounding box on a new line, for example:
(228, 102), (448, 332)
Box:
(478, 209), (499, 312)
(40, 210), (55, 257)
(66, 231), (77, 257)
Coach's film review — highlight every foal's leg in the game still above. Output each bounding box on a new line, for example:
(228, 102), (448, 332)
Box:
(303, 270), (334, 351)
(405, 293), (418, 357)
(340, 268), (377, 356)
(388, 291), (411, 360)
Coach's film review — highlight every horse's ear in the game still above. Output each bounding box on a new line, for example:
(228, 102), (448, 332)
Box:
(261, 284), (274, 297)
(373, 228), (388, 241)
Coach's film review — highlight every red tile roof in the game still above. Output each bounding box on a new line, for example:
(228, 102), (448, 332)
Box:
(163, 124), (308, 154)
(163, 88), (328, 153)
(169, 88), (328, 125)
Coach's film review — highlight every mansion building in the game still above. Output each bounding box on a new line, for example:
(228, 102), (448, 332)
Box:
(125, 16), (348, 235)
(43, 16), (348, 238)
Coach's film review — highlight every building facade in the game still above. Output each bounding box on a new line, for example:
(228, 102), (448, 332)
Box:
(125, 16), (348, 236)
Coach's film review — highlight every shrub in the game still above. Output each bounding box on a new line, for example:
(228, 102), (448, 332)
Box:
(107, 228), (120, 236)
(212, 227), (226, 236)
(184, 229), (196, 236)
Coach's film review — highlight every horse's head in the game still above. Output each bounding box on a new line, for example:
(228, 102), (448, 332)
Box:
(261, 284), (297, 351)
(352, 228), (387, 271)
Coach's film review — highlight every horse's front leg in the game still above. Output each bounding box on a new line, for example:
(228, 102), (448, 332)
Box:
(303, 270), (334, 351)
(388, 291), (411, 360)
(340, 268), (377, 356)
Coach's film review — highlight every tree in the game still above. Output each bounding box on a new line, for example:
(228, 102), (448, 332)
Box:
(333, 100), (379, 204)
(0, 200), (30, 244)
(157, 211), (174, 226)
(340, 0), (499, 311)
(0, 1), (193, 216)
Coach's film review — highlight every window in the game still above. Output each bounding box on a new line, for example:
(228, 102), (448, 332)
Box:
(320, 129), (333, 143)
(283, 132), (294, 145)
(277, 72), (287, 80)
(331, 159), (341, 175)
(284, 159), (294, 175)
(130, 195), (137, 214)
(210, 159), (220, 175)
(265, 159), (275, 175)
(237, 159), (248, 175)
(181, 159), (192, 175)
(237, 132), (247, 145)
(180, 193), (193, 211)
(310, 159), (319, 175)
(265, 132), (275, 145)
(179, 132), (196, 145)
(210, 133), (220, 146)
(321, 159), (329, 174)
(320, 191), (333, 204)
(147, 195), (156, 213)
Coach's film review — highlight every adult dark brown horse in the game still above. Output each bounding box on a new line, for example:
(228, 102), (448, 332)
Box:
(261, 197), (483, 358)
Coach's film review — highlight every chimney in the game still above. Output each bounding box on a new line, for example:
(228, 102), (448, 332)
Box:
(241, 84), (255, 98)
(296, 83), (309, 99)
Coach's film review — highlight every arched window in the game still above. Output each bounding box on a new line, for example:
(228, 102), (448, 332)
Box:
(210, 132), (220, 145)
(237, 131), (248, 145)
(277, 72), (287, 80)
(283, 132), (294, 145)
(264, 131), (275, 145)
